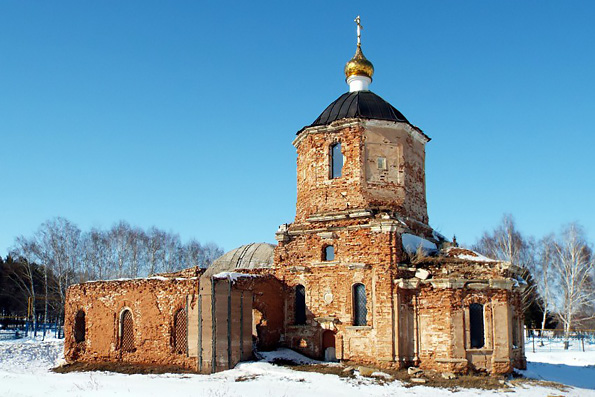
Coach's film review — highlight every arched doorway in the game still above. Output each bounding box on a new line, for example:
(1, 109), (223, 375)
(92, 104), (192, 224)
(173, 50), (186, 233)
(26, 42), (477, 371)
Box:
(322, 330), (337, 362)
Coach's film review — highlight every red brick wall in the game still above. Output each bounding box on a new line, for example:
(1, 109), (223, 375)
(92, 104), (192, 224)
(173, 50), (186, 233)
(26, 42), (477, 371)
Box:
(64, 278), (198, 370)
(294, 120), (429, 225)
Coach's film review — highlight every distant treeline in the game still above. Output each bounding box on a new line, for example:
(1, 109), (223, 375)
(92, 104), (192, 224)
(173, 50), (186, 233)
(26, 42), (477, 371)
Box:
(0, 217), (223, 326)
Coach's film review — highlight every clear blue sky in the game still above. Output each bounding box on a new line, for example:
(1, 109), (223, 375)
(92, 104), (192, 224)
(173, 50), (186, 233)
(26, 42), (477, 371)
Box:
(1, 1), (594, 255)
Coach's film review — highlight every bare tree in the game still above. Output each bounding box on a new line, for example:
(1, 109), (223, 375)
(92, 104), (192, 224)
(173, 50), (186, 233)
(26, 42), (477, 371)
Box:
(8, 237), (41, 330)
(108, 221), (132, 279)
(185, 239), (205, 268)
(82, 228), (111, 280)
(202, 242), (224, 267)
(34, 218), (82, 327)
(163, 232), (183, 273)
(473, 214), (537, 312)
(535, 234), (556, 335)
(127, 227), (146, 278)
(10, 218), (224, 283)
(551, 223), (595, 349)
(146, 227), (166, 275)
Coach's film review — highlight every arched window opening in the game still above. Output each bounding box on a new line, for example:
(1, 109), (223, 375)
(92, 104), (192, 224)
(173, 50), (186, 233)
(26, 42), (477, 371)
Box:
(173, 308), (188, 355)
(295, 285), (306, 325)
(352, 283), (367, 326)
(323, 245), (335, 261)
(74, 310), (86, 343)
(330, 143), (343, 179)
(120, 309), (135, 352)
(469, 303), (485, 349)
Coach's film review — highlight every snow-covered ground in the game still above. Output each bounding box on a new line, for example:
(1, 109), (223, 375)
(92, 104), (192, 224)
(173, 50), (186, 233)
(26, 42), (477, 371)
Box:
(520, 337), (595, 391)
(1, 337), (594, 396)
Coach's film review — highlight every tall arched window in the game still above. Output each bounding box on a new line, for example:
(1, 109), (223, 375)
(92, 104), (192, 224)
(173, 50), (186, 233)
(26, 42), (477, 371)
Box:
(173, 308), (188, 354)
(352, 283), (367, 326)
(330, 142), (343, 179)
(120, 309), (135, 352)
(323, 245), (335, 261)
(74, 310), (86, 343)
(295, 285), (306, 325)
(469, 303), (485, 349)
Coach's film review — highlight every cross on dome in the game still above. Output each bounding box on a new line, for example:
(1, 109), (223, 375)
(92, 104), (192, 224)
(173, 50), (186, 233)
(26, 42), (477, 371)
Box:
(344, 15), (374, 92)
(355, 15), (362, 46)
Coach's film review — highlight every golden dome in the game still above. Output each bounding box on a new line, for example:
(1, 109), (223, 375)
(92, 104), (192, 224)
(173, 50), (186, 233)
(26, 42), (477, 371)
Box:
(344, 44), (374, 80)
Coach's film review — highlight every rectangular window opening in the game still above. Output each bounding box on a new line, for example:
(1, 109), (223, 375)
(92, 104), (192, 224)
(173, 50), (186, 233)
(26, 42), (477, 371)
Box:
(330, 143), (343, 179)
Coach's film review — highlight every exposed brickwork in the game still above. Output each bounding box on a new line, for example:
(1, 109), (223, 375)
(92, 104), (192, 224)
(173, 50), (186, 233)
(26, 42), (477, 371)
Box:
(64, 110), (526, 376)
(271, 118), (526, 374)
(294, 120), (429, 226)
(64, 277), (199, 370)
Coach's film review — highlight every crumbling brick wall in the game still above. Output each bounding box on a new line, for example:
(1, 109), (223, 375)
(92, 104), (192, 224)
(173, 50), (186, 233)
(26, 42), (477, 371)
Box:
(274, 220), (401, 364)
(293, 120), (429, 226)
(274, 215), (526, 374)
(64, 277), (198, 370)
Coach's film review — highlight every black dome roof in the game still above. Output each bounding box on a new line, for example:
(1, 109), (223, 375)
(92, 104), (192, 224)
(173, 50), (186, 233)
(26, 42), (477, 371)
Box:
(303, 91), (410, 132)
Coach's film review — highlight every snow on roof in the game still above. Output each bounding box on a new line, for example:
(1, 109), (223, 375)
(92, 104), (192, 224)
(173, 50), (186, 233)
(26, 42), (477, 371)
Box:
(444, 247), (498, 263)
(82, 275), (198, 285)
(213, 272), (258, 283)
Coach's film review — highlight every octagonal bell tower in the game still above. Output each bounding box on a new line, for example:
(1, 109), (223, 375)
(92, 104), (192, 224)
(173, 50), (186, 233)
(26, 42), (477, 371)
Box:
(290, 20), (431, 233)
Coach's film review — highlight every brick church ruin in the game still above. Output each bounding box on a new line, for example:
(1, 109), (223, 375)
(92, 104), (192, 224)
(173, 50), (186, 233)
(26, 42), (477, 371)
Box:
(64, 18), (527, 375)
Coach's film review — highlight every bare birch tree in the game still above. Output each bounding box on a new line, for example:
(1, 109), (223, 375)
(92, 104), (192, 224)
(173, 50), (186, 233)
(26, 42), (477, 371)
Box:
(35, 218), (82, 326)
(185, 239), (205, 268)
(127, 227), (146, 278)
(473, 214), (537, 312)
(108, 221), (131, 278)
(551, 223), (595, 349)
(202, 242), (224, 267)
(146, 227), (166, 275)
(535, 234), (556, 334)
(82, 228), (110, 280)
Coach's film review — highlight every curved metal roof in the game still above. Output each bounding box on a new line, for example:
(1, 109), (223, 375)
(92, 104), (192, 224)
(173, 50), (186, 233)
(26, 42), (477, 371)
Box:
(304, 91), (410, 132)
(205, 243), (275, 275)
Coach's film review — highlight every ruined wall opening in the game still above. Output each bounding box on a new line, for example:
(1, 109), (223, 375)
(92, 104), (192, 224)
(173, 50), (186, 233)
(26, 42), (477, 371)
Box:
(322, 330), (337, 362)
(352, 283), (367, 326)
(295, 285), (306, 325)
(252, 308), (265, 342)
(173, 308), (188, 355)
(74, 310), (86, 343)
(512, 314), (520, 349)
(469, 303), (485, 349)
(330, 142), (343, 179)
(120, 309), (135, 352)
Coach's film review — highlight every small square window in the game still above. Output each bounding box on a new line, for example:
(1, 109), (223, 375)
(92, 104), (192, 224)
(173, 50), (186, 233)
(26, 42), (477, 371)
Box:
(377, 157), (387, 170)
